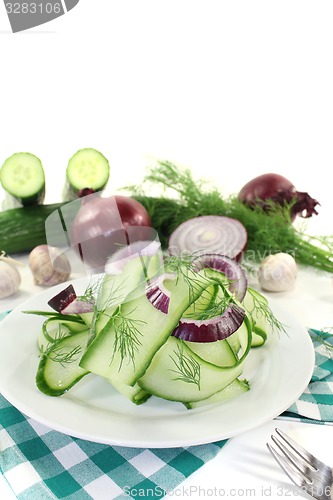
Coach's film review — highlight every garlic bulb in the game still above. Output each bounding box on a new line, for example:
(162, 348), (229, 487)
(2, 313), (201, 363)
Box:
(29, 245), (71, 286)
(258, 253), (297, 292)
(0, 260), (21, 299)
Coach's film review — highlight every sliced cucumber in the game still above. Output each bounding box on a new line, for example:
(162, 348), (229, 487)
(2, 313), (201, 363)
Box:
(227, 329), (241, 355)
(185, 379), (250, 409)
(37, 317), (88, 351)
(184, 337), (237, 367)
(0, 152), (45, 205)
(96, 254), (159, 312)
(36, 330), (90, 396)
(182, 284), (218, 319)
(66, 148), (110, 193)
(138, 336), (245, 403)
(38, 319), (70, 351)
(242, 288), (271, 342)
(112, 381), (151, 405)
(251, 328), (267, 347)
(89, 253), (162, 342)
(79, 312), (94, 326)
(80, 267), (216, 387)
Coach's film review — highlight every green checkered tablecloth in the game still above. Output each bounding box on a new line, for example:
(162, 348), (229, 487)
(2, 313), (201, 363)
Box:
(0, 400), (227, 499)
(0, 308), (332, 499)
(282, 329), (333, 423)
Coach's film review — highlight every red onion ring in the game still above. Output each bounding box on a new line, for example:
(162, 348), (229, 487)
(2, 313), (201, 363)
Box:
(168, 216), (247, 262)
(172, 303), (245, 342)
(193, 254), (247, 302)
(145, 273), (175, 314)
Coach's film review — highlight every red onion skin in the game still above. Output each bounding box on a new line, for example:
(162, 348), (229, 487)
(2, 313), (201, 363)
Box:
(238, 173), (319, 220)
(48, 284), (77, 312)
(145, 273), (174, 314)
(172, 304), (245, 342)
(113, 196), (151, 227)
(70, 195), (152, 269)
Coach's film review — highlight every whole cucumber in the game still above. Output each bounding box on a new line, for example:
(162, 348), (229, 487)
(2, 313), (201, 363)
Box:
(0, 203), (66, 254)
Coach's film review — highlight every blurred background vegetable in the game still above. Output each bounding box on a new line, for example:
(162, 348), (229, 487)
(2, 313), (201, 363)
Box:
(64, 148), (110, 200)
(0, 253), (21, 299)
(130, 161), (333, 273)
(70, 193), (152, 269)
(168, 215), (247, 261)
(258, 253), (297, 292)
(28, 245), (71, 287)
(0, 154), (332, 276)
(0, 152), (45, 206)
(238, 172), (319, 220)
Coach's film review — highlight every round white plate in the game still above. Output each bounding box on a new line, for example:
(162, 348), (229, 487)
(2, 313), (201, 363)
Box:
(0, 278), (315, 448)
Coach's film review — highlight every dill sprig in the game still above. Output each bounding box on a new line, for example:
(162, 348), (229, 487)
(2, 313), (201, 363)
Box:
(184, 286), (233, 321)
(96, 276), (130, 313)
(247, 287), (286, 335)
(169, 342), (201, 389)
(39, 323), (70, 357)
(164, 254), (212, 303)
(87, 275), (134, 345)
(76, 276), (103, 306)
(130, 161), (333, 273)
(42, 322), (69, 343)
(198, 296), (242, 322)
(111, 306), (147, 370)
(45, 344), (82, 368)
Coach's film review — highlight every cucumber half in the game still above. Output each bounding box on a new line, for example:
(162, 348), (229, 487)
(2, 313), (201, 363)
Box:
(66, 148), (110, 193)
(0, 152), (45, 205)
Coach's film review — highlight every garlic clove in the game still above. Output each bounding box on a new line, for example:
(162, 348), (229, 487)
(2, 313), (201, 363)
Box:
(29, 245), (71, 287)
(258, 252), (297, 292)
(0, 260), (21, 299)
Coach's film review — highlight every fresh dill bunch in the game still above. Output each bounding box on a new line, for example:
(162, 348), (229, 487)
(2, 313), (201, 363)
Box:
(131, 161), (333, 273)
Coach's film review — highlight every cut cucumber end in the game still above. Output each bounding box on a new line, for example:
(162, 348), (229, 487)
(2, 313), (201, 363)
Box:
(66, 148), (110, 192)
(0, 152), (45, 205)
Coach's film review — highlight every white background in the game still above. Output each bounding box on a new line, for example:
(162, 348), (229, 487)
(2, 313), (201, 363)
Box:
(0, 1), (333, 237)
(1, 3), (333, 500)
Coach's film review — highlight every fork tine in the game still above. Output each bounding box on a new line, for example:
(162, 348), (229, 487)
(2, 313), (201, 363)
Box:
(271, 435), (316, 479)
(267, 443), (308, 491)
(268, 429), (333, 500)
(275, 428), (323, 469)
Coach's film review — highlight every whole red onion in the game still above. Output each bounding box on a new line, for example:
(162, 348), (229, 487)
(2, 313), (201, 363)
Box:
(238, 173), (319, 220)
(70, 193), (152, 269)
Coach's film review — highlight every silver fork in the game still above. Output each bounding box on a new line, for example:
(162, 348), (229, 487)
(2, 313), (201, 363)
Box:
(267, 428), (333, 500)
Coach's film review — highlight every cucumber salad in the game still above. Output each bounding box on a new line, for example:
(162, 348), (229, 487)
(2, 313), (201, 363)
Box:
(26, 243), (284, 409)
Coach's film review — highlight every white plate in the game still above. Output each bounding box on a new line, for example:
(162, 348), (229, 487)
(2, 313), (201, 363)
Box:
(0, 278), (315, 448)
